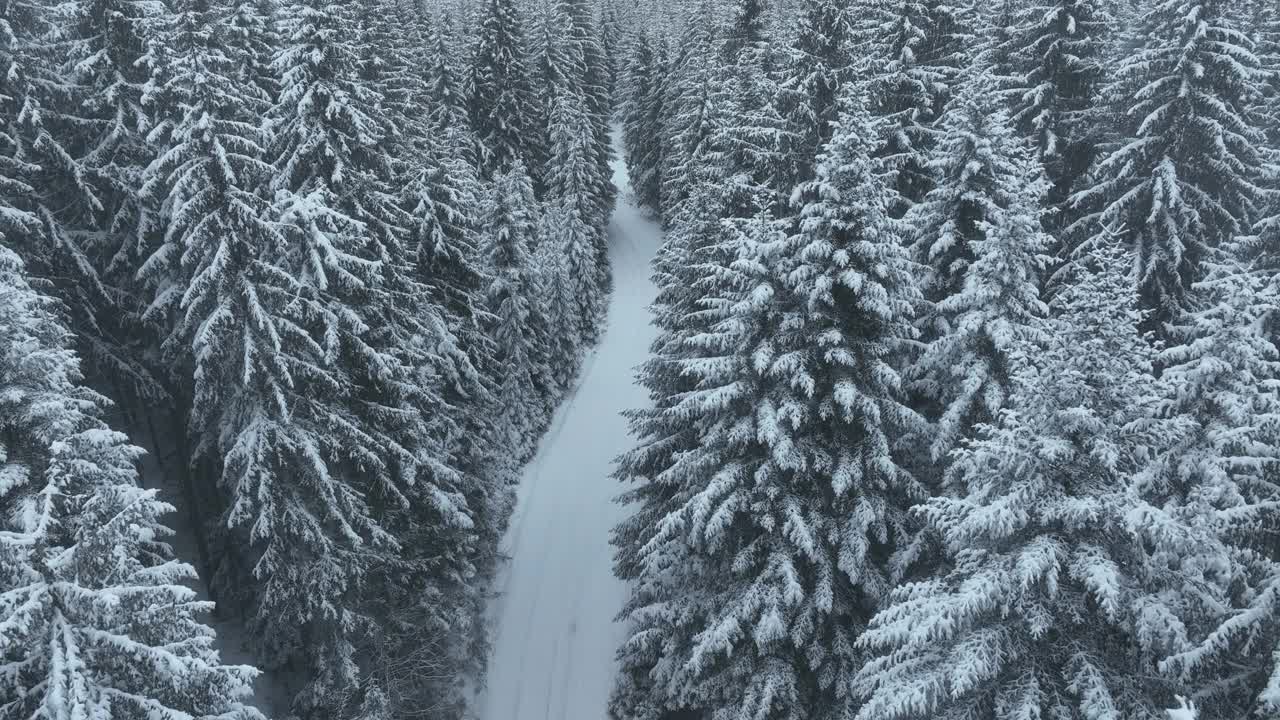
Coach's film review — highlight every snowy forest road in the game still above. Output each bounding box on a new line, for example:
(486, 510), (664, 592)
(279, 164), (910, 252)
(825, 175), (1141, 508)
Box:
(474, 129), (661, 720)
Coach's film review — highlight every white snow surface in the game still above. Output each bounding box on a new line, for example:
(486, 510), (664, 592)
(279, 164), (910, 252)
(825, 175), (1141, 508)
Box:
(475, 128), (660, 720)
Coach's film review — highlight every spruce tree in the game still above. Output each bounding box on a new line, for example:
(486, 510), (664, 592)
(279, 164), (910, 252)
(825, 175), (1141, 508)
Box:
(140, 0), (286, 373)
(1133, 268), (1280, 719)
(546, 90), (608, 345)
(484, 161), (552, 460)
(857, 0), (975, 215)
(855, 246), (1167, 720)
(613, 90), (926, 720)
(0, 245), (262, 720)
(1073, 0), (1271, 334)
(1004, 0), (1110, 217)
(909, 77), (1052, 473)
(0, 0), (162, 401)
(228, 0), (281, 114)
(612, 50), (738, 633)
(396, 56), (509, 720)
(58, 0), (167, 395)
(600, 1), (623, 104)
(470, 0), (536, 176)
(632, 0), (789, 456)
(414, 22), (513, 677)
(138, 0), (297, 623)
(0, 0), (61, 254)
(403, 134), (491, 401)
(425, 17), (474, 157)
(655, 2), (718, 226)
(266, 1), (479, 713)
(610, 210), (763, 720)
(1244, 1), (1280, 277)
(777, 0), (855, 191)
(621, 31), (664, 212)
(534, 209), (583, 395)
(352, 0), (420, 151)
(971, 0), (1021, 95)
(59, 0), (161, 270)
(534, 0), (615, 267)
(528, 0), (581, 197)
(613, 78), (766, 720)
(1259, 4), (1280, 148)
(560, 0), (617, 229)
(720, 0), (768, 63)
(618, 2), (779, 546)
(708, 0), (794, 220)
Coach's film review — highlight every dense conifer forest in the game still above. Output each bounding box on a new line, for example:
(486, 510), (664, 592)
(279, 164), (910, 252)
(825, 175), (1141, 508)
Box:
(612, 1), (1279, 719)
(1, 0), (614, 716)
(0, 0), (1276, 719)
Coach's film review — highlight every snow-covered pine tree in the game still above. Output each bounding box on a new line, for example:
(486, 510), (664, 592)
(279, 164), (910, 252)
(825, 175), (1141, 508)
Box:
(1130, 267), (1280, 719)
(0, 2), (45, 254)
(227, 0), (281, 115)
(0, 0), (63, 255)
(266, 1), (479, 713)
(619, 0), (787, 503)
(528, 0), (583, 198)
(402, 116), (492, 410)
(599, 1), (623, 104)
(534, 207), (583, 396)
(611, 5), (730, 701)
(533, 0), (615, 273)
(709, 0), (794, 219)
(636, 0), (789, 425)
(563, 0), (617, 230)
(857, 0), (975, 216)
(613, 29), (769, 714)
(0, 244), (263, 720)
(610, 211), (765, 720)
(137, 0), (298, 614)
(275, 0), (449, 478)
(1242, 0), (1280, 280)
(1003, 0), (1110, 218)
(470, 0), (536, 177)
(655, 0), (718, 227)
(546, 89), (609, 346)
(484, 160), (553, 461)
(1258, 2), (1280, 148)
(611, 31), (737, 625)
(380, 1), (497, 459)
(57, 0), (168, 395)
(855, 245), (1168, 720)
(719, 0), (767, 64)
(908, 75), (1052, 469)
(0, 0), (162, 403)
(352, 0), (420, 150)
(392, 28), (515, 711)
(1238, 0), (1280, 139)
(61, 0), (160, 247)
(1072, 0), (1272, 335)
(425, 16), (475, 159)
(351, 0), (484, 412)
(971, 0), (1021, 97)
(621, 31), (664, 212)
(613, 88), (927, 720)
(777, 0), (855, 192)
(359, 15), (506, 710)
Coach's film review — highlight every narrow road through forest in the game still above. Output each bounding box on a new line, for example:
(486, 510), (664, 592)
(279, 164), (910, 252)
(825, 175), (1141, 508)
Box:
(475, 129), (661, 720)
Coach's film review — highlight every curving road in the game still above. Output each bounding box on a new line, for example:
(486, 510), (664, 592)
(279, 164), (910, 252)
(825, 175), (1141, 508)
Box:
(475, 128), (661, 720)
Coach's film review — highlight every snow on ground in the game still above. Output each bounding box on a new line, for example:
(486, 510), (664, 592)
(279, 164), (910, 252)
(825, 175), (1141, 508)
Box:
(134, 427), (289, 718)
(475, 129), (661, 720)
